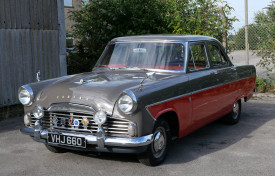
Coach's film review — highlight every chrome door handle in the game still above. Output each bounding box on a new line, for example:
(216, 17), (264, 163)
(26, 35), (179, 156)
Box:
(231, 67), (237, 71)
(211, 70), (218, 75)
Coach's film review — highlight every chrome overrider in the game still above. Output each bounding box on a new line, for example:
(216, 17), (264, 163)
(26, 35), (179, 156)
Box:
(20, 120), (154, 148)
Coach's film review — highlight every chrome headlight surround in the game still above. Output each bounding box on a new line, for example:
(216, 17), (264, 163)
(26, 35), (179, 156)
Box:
(118, 90), (137, 115)
(18, 85), (34, 106)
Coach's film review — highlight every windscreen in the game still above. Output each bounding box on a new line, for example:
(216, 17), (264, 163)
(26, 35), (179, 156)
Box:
(96, 42), (185, 71)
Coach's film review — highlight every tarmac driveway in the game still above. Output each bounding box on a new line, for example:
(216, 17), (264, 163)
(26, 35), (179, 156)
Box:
(0, 97), (275, 176)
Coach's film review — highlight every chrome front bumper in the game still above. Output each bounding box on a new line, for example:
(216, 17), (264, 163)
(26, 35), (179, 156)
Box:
(20, 122), (153, 149)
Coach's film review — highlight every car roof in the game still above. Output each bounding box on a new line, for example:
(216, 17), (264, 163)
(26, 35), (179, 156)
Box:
(111, 35), (218, 43)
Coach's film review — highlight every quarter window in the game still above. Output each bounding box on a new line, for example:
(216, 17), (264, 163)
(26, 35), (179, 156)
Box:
(208, 44), (228, 66)
(188, 44), (209, 70)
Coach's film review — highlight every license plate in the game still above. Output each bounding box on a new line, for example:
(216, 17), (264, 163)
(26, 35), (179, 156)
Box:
(48, 133), (86, 148)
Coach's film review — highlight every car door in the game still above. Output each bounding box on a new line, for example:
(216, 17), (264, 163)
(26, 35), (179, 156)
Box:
(206, 42), (236, 115)
(187, 42), (220, 127)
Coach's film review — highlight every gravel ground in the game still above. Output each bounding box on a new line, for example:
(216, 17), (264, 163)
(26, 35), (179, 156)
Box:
(0, 96), (275, 176)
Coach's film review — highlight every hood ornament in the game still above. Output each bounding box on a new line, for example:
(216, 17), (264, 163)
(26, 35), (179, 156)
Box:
(36, 70), (40, 82)
(75, 79), (85, 85)
(138, 72), (156, 91)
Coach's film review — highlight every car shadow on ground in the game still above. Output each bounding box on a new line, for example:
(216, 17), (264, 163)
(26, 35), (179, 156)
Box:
(1, 100), (274, 165)
(70, 150), (140, 163)
(65, 100), (275, 165)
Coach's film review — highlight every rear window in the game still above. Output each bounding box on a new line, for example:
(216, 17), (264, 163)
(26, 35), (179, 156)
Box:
(208, 44), (228, 67)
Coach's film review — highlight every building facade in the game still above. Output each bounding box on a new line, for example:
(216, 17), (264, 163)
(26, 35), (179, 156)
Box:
(0, 0), (66, 107)
(64, 0), (83, 33)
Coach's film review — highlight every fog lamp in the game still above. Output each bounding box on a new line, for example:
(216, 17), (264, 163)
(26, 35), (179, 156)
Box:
(94, 111), (107, 125)
(24, 113), (31, 126)
(32, 105), (44, 119)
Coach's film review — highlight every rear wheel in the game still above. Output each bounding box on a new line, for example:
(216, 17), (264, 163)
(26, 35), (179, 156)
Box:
(222, 100), (241, 125)
(45, 144), (67, 153)
(138, 119), (171, 166)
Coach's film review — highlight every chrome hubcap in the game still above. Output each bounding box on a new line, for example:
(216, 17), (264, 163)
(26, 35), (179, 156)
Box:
(152, 127), (166, 158)
(232, 102), (239, 119)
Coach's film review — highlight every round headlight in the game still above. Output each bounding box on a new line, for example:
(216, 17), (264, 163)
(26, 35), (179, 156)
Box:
(118, 94), (134, 114)
(94, 111), (107, 125)
(33, 105), (44, 119)
(18, 85), (33, 106)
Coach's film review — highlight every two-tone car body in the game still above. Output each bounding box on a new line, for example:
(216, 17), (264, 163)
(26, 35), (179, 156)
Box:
(20, 35), (256, 166)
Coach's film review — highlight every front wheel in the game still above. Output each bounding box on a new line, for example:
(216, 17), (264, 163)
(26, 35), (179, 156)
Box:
(138, 119), (171, 166)
(222, 100), (242, 125)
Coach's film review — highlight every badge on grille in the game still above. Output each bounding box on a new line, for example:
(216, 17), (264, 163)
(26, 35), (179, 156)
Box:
(61, 118), (66, 126)
(74, 119), (79, 126)
(82, 118), (89, 127)
(53, 116), (58, 126)
(69, 118), (73, 125)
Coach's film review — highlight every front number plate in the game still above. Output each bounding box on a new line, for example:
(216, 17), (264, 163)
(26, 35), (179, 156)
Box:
(48, 133), (86, 148)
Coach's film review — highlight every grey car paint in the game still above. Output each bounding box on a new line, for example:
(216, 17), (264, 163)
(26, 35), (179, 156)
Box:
(21, 35), (256, 141)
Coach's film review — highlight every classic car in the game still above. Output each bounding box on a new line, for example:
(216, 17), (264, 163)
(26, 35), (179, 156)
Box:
(19, 35), (256, 166)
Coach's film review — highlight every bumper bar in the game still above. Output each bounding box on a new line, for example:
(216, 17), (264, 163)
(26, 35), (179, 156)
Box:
(20, 126), (153, 148)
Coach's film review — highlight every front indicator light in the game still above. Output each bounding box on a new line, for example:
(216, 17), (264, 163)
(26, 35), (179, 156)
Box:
(32, 105), (44, 119)
(24, 113), (31, 126)
(128, 122), (137, 137)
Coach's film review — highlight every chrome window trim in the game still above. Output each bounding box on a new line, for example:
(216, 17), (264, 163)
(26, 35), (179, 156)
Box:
(96, 41), (187, 73)
(113, 40), (183, 44)
(206, 42), (230, 68)
(187, 42), (211, 72)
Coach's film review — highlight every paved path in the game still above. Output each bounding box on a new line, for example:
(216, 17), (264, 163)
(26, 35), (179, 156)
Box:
(0, 97), (275, 176)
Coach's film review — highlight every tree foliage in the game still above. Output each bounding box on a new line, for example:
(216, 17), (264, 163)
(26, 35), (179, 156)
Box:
(254, 4), (275, 72)
(229, 25), (267, 50)
(68, 0), (236, 74)
(167, 0), (235, 41)
(230, 3), (274, 53)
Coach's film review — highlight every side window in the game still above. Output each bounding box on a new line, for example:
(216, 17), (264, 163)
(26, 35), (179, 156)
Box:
(208, 44), (228, 67)
(188, 43), (209, 71)
(64, 0), (73, 7)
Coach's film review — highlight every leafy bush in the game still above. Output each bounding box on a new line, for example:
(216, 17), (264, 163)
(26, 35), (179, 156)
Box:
(68, 0), (236, 74)
(256, 77), (274, 93)
(255, 4), (275, 80)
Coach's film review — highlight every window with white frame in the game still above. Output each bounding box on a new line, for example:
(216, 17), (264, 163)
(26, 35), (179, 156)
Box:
(64, 0), (73, 7)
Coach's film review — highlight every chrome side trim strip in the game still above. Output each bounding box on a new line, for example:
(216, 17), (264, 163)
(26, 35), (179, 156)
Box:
(145, 76), (255, 110)
(192, 76), (255, 95)
(146, 92), (192, 108)
(145, 92), (192, 120)
(145, 107), (157, 121)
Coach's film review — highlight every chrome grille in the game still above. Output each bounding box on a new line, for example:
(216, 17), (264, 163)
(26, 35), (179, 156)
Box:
(31, 111), (130, 137)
